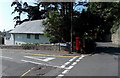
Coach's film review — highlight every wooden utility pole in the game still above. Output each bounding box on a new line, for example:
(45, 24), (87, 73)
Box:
(70, 2), (73, 53)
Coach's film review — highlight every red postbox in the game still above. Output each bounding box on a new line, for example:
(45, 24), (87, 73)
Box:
(76, 37), (80, 52)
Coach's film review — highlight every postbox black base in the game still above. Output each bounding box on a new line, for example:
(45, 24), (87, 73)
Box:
(76, 50), (80, 53)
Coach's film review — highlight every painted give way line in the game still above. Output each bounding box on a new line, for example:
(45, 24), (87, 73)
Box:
(24, 56), (55, 62)
(0, 56), (13, 59)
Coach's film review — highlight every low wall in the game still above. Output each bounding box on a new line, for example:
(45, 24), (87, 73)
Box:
(0, 45), (69, 51)
(112, 26), (120, 44)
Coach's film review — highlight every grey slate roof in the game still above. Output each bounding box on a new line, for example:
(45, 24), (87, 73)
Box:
(5, 30), (13, 38)
(10, 20), (45, 34)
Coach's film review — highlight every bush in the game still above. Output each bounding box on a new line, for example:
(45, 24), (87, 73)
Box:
(21, 43), (36, 50)
(81, 39), (96, 54)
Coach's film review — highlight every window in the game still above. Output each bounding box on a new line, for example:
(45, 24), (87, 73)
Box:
(35, 34), (39, 39)
(6, 37), (10, 40)
(27, 34), (31, 39)
(17, 36), (22, 39)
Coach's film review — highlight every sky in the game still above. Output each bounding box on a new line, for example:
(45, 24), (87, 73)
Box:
(0, 0), (36, 32)
(0, 1), (14, 32)
(0, 0), (87, 32)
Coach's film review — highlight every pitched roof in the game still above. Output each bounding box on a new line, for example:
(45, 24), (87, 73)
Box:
(10, 20), (45, 34)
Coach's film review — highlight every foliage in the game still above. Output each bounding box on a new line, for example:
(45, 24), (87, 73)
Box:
(21, 43), (35, 49)
(88, 2), (120, 34)
(43, 11), (71, 43)
(111, 19), (120, 33)
(21, 43), (40, 50)
(43, 2), (73, 43)
(73, 10), (105, 40)
(11, 0), (46, 27)
(43, 2), (117, 42)
(11, 1), (120, 42)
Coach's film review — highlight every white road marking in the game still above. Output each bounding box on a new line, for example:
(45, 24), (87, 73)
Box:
(61, 56), (78, 68)
(62, 70), (69, 74)
(78, 55), (85, 60)
(24, 56), (55, 62)
(21, 60), (63, 69)
(69, 59), (74, 62)
(64, 62), (70, 65)
(57, 55), (86, 77)
(69, 56), (78, 62)
(61, 65), (66, 68)
(21, 60), (43, 65)
(66, 66), (74, 70)
(73, 56), (78, 59)
(76, 56), (85, 62)
(76, 59), (80, 62)
(43, 58), (55, 62)
(71, 62), (77, 66)
(0, 56), (13, 59)
(58, 74), (64, 77)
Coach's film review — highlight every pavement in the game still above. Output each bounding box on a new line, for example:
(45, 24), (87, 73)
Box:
(0, 42), (120, 78)
(1, 49), (82, 57)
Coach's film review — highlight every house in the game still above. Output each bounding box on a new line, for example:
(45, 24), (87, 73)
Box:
(4, 30), (14, 45)
(5, 20), (50, 45)
(112, 26), (120, 44)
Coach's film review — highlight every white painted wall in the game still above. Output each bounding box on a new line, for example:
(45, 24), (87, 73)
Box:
(14, 34), (50, 45)
(4, 34), (14, 45)
(112, 26), (120, 43)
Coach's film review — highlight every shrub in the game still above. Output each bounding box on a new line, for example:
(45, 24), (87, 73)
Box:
(81, 38), (96, 54)
(21, 43), (36, 49)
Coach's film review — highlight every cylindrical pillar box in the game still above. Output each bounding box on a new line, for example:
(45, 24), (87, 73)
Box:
(76, 37), (80, 53)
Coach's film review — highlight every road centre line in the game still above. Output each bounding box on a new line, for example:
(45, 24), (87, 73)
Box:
(20, 67), (35, 78)
(0, 56), (13, 59)
(20, 69), (31, 78)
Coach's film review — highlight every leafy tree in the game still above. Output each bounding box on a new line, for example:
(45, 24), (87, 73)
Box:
(11, 1), (120, 42)
(11, 0), (22, 27)
(88, 2), (120, 34)
(85, 2), (120, 41)
(43, 2), (73, 43)
(73, 10), (105, 40)
(43, 11), (71, 43)
(11, 0), (46, 27)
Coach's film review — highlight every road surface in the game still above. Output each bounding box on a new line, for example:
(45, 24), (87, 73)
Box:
(0, 42), (119, 78)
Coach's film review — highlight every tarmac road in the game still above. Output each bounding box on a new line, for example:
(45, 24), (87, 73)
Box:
(0, 42), (119, 78)
(0, 49), (83, 78)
